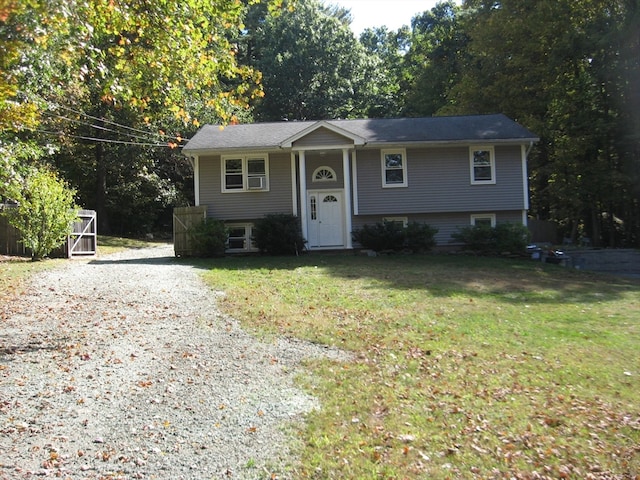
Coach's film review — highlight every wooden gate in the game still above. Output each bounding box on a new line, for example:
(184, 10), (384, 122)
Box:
(173, 206), (207, 257)
(0, 205), (96, 257)
(67, 210), (97, 257)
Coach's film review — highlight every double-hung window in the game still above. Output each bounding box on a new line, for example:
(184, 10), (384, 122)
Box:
(222, 154), (268, 192)
(381, 149), (407, 188)
(470, 146), (496, 184)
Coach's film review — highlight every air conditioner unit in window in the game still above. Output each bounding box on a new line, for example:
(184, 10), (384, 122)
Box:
(247, 176), (265, 190)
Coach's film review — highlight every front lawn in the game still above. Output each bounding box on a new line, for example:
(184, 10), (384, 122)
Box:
(198, 253), (639, 479)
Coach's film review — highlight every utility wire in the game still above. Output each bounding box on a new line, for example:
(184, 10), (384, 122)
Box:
(35, 129), (183, 148)
(27, 91), (192, 143)
(43, 111), (167, 144)
(52, 103), (189, 141)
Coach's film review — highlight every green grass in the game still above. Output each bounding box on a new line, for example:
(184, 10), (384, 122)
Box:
(96, 235), (162, 256)
(197, 253), (640, 479)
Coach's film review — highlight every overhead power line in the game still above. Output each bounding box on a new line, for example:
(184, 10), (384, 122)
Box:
(35, 129), (182, 148)
(26, 92), (192, 145)
(52, 103), (182, 141)
(43, 111), (167, 144)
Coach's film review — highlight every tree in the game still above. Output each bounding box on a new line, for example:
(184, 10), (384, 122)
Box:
(359, 26), (408, 117)
(0, 0), (43, 131)
(246, 0), (375, 120)
(60, 0), (265, 233)
(401, 1), (467, 116)
(7, 167), (78, 260)
(0, 141), (43, 202)
(442, 0), (639, 247)
(2, 0), (279, 234)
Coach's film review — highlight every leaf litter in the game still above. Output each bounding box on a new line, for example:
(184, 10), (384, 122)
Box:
(0, 244), (349, 479)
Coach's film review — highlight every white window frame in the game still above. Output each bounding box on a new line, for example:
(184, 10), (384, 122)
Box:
(221, 154), (269, 193)
(226, 223), (257, 252)
(312, 166), (337, 183)
(469, 146), (496, 185)
(381, 149), (407, 188)
(383, 216), (408, 228)
(471, 214), (496, 227)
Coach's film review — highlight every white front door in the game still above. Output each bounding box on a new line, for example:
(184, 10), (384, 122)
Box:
(307, 191), (344, 248)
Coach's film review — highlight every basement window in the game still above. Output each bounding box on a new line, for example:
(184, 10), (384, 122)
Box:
(226, 224), (257, 252)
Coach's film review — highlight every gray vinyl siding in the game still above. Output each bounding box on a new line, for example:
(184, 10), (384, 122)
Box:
(198, 152), (293, 220)
(352, 211), (524, 247)
(356, 145), (525, 215)
(292, 127), (352, 148)
(304, 152), (345, 189)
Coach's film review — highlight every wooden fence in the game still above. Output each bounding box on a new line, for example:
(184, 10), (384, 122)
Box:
(0, 205), (25, 255)
(528, 219), (558, 244)
(173, 205), (207, 257)
(0, 205), (97, 258)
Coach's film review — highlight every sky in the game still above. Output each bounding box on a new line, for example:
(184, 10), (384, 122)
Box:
(332, 0), (458, 35)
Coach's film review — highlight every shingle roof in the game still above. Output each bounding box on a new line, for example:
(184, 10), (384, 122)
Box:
(182, 114), (538, 153)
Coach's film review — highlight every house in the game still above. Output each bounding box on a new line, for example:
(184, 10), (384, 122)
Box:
(181, 114), (538, 252)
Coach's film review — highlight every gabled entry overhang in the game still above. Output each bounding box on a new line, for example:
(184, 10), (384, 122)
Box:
(280, 120), (367, 150)
(283, 121), (360, 251)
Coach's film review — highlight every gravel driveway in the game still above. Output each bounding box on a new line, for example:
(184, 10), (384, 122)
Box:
(1, 244), (346, 479)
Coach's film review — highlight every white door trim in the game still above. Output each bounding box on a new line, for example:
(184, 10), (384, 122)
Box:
(307, 189), (346, 249)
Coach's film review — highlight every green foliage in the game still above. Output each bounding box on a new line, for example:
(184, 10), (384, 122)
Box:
(352, 221), (404, 252)
(0, 0), (47, 131)
(252, 214), (306, 255)
(5, 167), (78, 260)
(188, 218), (227, 258)
(493, 222), (531, 253)
(402, 1), (467, 116)
(358, 26), (408, 118)
(0, 140), (44, 202)
(2, 0), (281, 236)
(404, 221), (439, 252)
(452, 222), (530, 254)
(352, 221), (438, 253)
(245, 0), (380, 120)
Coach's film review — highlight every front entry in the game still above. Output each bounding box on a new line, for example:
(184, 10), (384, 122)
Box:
(307, 191), (345, 248)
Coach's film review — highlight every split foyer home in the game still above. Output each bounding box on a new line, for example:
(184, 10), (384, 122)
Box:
(181, 114), (538, 252)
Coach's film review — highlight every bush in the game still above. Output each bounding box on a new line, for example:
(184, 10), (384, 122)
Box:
(6, 167), (79, 260)
(493, 222), (531, 253)
(451, 224), (495, 253)
(404, 221), (438, 252)
(253, 214), (306, 255)
(451, 222), (530, 254)
(352, 221), (404, 252)
(188, 218), (227, 257)
(352, 221), (438, 253)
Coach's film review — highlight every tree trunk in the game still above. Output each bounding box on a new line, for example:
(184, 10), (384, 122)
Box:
(95, 142), (111, 234)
